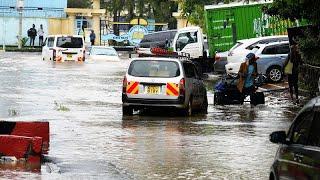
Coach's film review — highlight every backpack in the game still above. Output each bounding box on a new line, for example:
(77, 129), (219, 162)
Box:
(27, 29), (32, 37)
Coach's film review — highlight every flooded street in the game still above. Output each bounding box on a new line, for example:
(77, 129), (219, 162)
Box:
(0, 52), (299, 179)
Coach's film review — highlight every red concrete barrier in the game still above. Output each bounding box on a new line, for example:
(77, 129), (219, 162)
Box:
(0, 121), (49, 154)
(0, 135), (42, 163)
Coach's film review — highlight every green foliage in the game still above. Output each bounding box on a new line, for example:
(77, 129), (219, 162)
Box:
(267, 0), (320, 95)
(67, 0), (92, 8)
(298, 30), (320, 66)
(21, 37), (29, 47)
(8, 109), (19, 116)
(54, 101), (70, 112)
(102, 0), (178, 30)
(178, 0), (226, 30)
(266, 0), (320, 25)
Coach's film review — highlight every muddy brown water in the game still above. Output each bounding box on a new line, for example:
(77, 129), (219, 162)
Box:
(0, 52), (300, 179)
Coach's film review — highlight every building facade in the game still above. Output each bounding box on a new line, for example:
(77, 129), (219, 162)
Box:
(0, 0), (67, 46)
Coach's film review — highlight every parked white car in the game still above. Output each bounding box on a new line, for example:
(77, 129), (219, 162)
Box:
(88, 46), (120, 61)
(226, 41), (290, 82)
(226, 35), (288, 64)
(42, 35), (85, 62)
(122, 57), (208, 116)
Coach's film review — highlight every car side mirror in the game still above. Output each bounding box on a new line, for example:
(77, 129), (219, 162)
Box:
(270, 131), (288, 144)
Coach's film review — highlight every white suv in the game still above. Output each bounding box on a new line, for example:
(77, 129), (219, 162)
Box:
(42, 35), (85, 62)
(122, 57), (208, 116)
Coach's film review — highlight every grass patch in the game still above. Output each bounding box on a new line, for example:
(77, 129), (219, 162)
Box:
(54, 101), (70, 112)
(8, 109), (19, 116)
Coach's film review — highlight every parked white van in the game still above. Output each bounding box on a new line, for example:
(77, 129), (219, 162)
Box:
(42, 35), (85, 62)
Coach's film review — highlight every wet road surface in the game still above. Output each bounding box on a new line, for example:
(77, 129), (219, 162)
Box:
(0, 52), (300, 179)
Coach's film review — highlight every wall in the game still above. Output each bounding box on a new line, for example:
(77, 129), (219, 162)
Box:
(0, 17), (48, 46)
(48, 18), (71, 35)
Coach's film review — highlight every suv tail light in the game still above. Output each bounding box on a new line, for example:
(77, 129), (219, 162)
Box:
(179, 78), (185, 96)
(122, 76), (127, 93)
(53, 49), (56, 61)
(215, 54), (221, 61)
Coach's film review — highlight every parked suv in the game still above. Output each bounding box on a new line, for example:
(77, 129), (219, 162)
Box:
(269, 96), (320, 180)
(122, 57), (208, 116)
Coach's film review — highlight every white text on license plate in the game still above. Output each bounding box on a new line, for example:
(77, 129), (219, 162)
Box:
(147, 86), (160, 94)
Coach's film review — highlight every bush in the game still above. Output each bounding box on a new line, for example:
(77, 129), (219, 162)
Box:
(297, 29), (320, 95)
(21, 37), (29, 47)
(298, 30), (320, 66)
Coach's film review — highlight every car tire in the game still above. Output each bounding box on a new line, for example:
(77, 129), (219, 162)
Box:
(269, 172), (275, 180)
(267, 66), (283, 83)
(183, 98), (193, 116)
(214, 92), (224, 105)
(122, 106), (133, 116)
(200, 94), (208, 114)
(256, 92), (265, 105)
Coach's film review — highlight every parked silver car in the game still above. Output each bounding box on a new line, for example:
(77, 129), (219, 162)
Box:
(122, 57), (208, 116)
(226, 41), (290, 83)
(214, 36), (288, 74)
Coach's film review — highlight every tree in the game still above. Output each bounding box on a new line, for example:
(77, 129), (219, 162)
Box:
(179, 0), (222, 30)
(267, 0), (320, 95)
(67, 0), (92, 8)
(102, 0), (178, 32)
(266, 0), (320, 25)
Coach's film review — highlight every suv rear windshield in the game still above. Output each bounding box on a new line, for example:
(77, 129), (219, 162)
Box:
(57, 37), (83, 48)
(128, 60), (180, 78)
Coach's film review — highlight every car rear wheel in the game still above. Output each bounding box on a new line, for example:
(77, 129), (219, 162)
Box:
(267, 66), (283, 83)
(122, 106), (133, 116)
(183, 99), (193, 116)
(200, 94), (208, 114)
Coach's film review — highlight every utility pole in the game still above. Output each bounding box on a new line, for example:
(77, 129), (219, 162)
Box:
(17, 0), (24, 49)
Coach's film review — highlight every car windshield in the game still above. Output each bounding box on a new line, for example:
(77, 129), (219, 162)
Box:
(91, 48), (117, 56)
(128, 60), (180, 78)
(229, 42), (243, 52)
(57, 37), (83, 48)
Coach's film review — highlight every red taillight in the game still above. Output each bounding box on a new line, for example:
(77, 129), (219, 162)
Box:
(53, 49), (56, 60)
(215, 54), (221, 61)
(179, 78), (185, 96)
(122, 76), (127, 93)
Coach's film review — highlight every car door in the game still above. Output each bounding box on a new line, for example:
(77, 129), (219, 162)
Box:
(191, 63), (202, 106)
(277, 111), (314, 179)
(175, 31), (202, 58)
(182, 62), (198, 106)
(275, 43), (290, 65)
(41, 38), (48, 60)
(293, 111), (320, 179)
(46, 37), (55, 61)
(256, 45), (278, 74)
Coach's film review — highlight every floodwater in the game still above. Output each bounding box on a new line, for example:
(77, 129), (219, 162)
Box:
(0, 52), (300, 180)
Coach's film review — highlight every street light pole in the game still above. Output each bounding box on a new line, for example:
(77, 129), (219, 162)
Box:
(17, 0), (24, 49)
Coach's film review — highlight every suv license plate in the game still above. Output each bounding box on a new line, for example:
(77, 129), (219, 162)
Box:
(67, 54), (72, 60)
(147, 86), (160, 94)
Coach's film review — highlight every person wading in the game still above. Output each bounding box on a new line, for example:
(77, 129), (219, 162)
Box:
(237, 53), (258, 105)
(284, 44), (301, 103)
